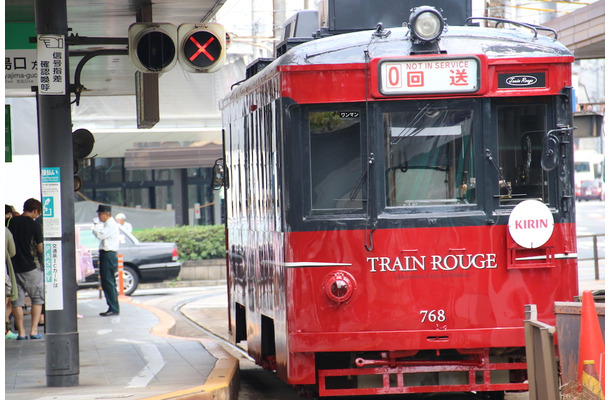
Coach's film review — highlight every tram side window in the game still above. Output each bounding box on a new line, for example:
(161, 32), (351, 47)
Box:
(384, 104), (476, 206)
(309, 111), (362, 210)
(496, 102), (549, 204)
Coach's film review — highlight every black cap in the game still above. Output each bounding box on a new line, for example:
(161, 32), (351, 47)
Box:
(96, 204), (112, 213)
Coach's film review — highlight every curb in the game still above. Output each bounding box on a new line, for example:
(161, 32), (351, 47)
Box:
(119, 297), (239, 400)
(140, 280), (227, 290)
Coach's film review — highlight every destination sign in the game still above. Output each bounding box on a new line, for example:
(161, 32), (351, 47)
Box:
(379, 57), (480, 95)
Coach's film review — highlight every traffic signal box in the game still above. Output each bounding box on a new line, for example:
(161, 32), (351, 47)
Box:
(72, 128), (94, 192)
(178, 23), (226, 73)
(128, 22), (226, 73)
(128, 23), (178, 73)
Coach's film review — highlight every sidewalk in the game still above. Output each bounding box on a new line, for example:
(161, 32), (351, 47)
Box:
(5, 294), (238, 400)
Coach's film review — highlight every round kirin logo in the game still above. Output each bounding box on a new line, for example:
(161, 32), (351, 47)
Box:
(508, 200), (554, 248)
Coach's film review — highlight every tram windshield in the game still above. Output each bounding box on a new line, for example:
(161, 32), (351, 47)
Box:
(384, 101), (476, 206)
(305, 98), (555, 214)
(495, 100), (549, 204)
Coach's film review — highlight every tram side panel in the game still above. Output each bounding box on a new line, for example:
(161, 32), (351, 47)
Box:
(283, 225), (579, 338)
(224, 88), (293, 372)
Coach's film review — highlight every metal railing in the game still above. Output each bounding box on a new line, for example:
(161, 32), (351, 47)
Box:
(577, 234), (605, 280)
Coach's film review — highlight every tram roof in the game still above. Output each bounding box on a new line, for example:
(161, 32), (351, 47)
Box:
(279, 25), (573, 67)
(221, 24), (573, 108)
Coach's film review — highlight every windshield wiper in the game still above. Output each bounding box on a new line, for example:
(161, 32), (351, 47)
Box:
(349, 153), (374, 201)
(392, 103), (432, 144)
(484, 149), (513, 198)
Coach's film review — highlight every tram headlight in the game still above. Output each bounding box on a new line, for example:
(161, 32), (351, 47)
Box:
(409, 6), (445, 42)
(324, 271), (355, 304)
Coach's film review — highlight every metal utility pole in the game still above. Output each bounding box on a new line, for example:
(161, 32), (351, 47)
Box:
(35, 0), (80, 387)
(273, 0), (287, 41)
(173, 169), (189, 225)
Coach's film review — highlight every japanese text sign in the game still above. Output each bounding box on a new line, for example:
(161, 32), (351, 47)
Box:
(37, 34), (66, 95)
(44, 240), (63, 310)
(379, 57), (480, 95)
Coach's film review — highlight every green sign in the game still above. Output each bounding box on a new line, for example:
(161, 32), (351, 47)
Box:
(5, 105), (11, 163)
(5, 23), (36, 50)
(5, 23), (38, 90)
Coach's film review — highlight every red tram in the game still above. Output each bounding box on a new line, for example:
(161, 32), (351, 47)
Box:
(215, 0), (578, 397)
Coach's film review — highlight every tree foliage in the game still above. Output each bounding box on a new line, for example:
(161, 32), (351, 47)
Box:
(133, 225), (225, 261)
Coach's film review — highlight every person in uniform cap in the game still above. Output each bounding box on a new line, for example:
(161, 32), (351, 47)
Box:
(92, 204), (120, 316)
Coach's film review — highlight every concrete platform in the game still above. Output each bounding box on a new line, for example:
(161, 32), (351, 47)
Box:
(5, 294), (238, 400)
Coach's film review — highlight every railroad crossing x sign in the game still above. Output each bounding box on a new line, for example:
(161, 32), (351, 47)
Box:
(178, 23), (226, 73)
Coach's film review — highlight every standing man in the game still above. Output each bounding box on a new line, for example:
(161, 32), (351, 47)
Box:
(7, 198), (44, 340)
(114, 213), (133, 233)
(92, 204), (120, 316)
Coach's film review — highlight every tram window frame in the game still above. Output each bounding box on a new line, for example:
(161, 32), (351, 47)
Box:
(304, 106), (368, 216)
(380, 99), (480, 212)
(491, 97), (556, 210)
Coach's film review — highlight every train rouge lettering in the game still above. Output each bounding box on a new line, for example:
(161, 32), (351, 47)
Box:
(430, 254), (497, 270)
(373, 256), (426, 272)
(367, 253), (497, 272)
(513, 219), (549, 229)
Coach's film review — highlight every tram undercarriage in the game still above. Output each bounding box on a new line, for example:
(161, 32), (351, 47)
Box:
(315, 349), (528, 397)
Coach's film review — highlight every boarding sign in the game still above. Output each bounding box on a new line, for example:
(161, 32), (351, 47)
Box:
(379, 57), (479, 95)
(44, 240), (63, 310)
(41, 167), (62, 237)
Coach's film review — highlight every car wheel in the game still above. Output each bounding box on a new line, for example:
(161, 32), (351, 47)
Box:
(116, 265), (139, 296)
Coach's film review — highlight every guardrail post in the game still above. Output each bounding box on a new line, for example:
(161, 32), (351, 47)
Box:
(576, 233), (605, 281)
(98, 271), (103, 299)
(118, 254), (124, 296)
(592, 235), (599, 280)
(97, 257), (103, 299)
(524, 304), (560, 400)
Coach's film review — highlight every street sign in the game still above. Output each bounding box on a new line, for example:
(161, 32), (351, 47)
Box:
(5, 22), (38, 91)
(178, 23), (226, 73)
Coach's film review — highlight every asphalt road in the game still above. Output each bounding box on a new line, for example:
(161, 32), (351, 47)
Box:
(575, 200), (606, 282)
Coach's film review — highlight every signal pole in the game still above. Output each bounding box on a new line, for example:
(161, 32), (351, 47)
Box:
(35, 0), (80, 387)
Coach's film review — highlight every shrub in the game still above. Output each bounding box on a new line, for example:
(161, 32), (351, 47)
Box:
(133, 225), (225, 261)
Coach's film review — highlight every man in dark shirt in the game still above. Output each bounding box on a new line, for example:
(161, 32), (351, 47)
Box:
(7, 198), (44, 340)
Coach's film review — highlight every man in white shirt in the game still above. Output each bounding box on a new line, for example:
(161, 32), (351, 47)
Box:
(114, 213), (133, 233)
(92, 204), (121, 316)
